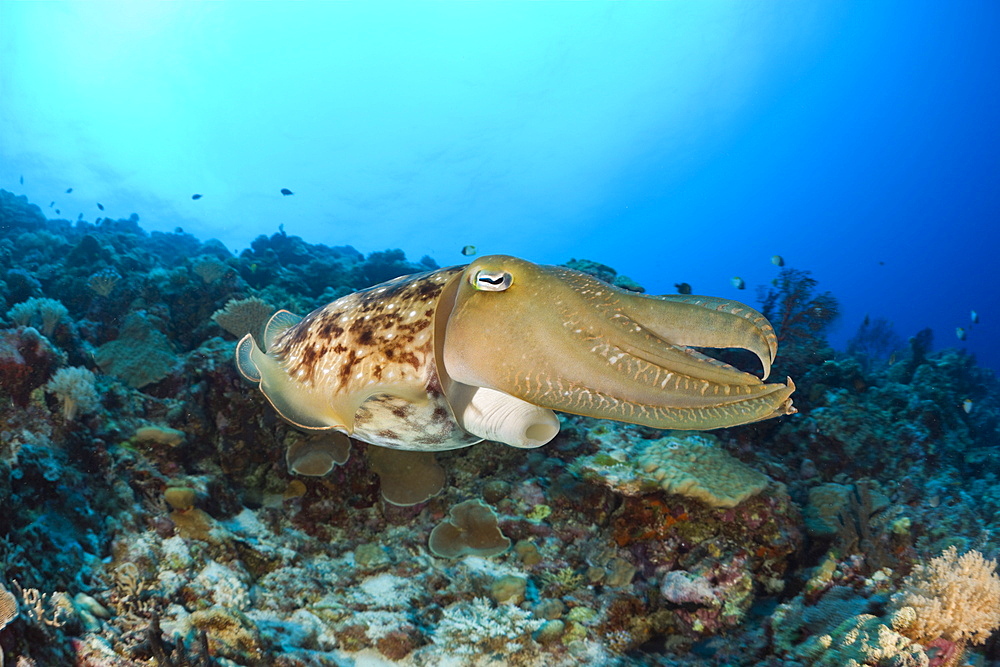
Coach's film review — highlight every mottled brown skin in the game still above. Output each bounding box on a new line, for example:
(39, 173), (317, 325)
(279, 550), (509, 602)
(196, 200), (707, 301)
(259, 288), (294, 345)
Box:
(238, 267), (480, 450)
(276, 269), (453, 388)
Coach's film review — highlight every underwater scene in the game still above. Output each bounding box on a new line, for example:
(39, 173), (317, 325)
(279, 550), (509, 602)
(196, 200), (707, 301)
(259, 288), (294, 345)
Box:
(1, 3), (999, 667)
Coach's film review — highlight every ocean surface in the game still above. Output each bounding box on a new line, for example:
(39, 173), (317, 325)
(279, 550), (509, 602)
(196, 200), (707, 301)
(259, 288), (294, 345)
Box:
(0, 3), (998, 666)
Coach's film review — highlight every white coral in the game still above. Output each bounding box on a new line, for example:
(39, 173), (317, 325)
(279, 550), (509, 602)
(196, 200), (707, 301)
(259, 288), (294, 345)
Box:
(433, 597), (542, 655)
(45, 367), (100, 421)
(891, 546), (1000, 645)
(7, 297), (68, 337)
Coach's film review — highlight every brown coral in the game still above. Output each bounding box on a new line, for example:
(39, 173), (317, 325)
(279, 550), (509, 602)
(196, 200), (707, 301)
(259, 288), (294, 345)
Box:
(428, 499), (511, 559)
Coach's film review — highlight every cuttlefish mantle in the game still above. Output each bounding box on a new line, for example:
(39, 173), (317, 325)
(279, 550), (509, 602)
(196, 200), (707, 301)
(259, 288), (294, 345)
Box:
(236, 255), (796, 453)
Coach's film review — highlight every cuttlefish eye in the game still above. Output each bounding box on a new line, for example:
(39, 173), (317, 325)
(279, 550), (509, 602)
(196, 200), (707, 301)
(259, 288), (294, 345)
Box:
(472, 269), (512, 292)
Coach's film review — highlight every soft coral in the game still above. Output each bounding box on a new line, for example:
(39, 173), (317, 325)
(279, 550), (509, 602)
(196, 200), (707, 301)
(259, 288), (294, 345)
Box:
(757, 267), (839, 379)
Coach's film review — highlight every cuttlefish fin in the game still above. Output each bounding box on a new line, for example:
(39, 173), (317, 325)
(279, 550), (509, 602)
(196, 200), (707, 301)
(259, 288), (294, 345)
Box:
(238, 308), (428, 431)
(236, 309), (303, 383)
(237, 332), (359, 430)
(264, 310), (303, 350)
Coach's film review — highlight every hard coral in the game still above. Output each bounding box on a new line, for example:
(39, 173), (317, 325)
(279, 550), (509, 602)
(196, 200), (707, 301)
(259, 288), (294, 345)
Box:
(368, 446), (445, 506)
(432, 597), (541, 656)
(428, 499), (511, 559)
(637, 434), (770, 508)
(95, 311), (176, 388)
(574, 432), (770, 508)
(771, 584), (928, 666)
(285, 430), (351, 477)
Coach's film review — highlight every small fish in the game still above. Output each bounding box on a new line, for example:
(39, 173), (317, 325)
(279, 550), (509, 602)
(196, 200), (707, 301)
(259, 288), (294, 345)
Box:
(461, 245), (477, 257)
(280, 188), (294, 196)
(77, 213), (83, 221)
(97, 202), (104, 211)
(675, 282), (692, 295)
(55, 209), (60, 215)
(888, 352), (896, 366)
(971, 310), (979, 324)
(731, 276), (745, 290)
(771, 255), (784, 267)
(962, 399), (973, 414)
(956, 327), (967, 341)
(192, 194), (203, 200)
(862, 314), (870, 327)
(19, 175), (23, 185)
(49, 201), (55, 207)
(65, 187), (73, 193)
(879, 261), (885, 266)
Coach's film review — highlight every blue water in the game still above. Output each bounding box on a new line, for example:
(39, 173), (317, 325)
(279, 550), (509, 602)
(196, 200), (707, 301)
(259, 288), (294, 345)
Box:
(2, 1), (998, 370)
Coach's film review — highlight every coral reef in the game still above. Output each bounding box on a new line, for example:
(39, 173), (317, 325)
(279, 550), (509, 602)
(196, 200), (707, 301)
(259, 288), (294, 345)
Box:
(0, 188), (999, 666)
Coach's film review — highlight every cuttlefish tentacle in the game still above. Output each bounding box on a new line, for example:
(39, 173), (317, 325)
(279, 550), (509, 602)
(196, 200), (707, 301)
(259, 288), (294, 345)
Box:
(541, 268), (777, 380)
(441, 256), (795, 432)
(623, 292), (778, 380)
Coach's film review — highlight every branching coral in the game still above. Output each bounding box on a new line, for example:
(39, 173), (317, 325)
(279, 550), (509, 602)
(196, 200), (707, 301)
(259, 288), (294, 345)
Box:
(432, 597), (541, 656)
(890, 546), (1000, 647)
(847, 317), (904, 374)
(757, 268), (840, 345)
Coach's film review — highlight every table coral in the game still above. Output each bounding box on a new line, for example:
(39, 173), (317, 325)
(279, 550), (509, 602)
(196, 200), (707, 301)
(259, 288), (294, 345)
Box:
(94, 312), (176, 389)
(428, 498), (512, 559)
(573, 431), (771, 508)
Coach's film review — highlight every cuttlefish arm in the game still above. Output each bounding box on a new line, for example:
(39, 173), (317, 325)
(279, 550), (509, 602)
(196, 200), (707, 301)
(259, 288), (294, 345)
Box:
(630, 292), (778, 380)
(440, 255), (795, 431)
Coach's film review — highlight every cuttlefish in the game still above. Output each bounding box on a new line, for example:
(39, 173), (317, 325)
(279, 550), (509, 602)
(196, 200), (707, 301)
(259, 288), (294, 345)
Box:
(236, 255), (796, 453)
